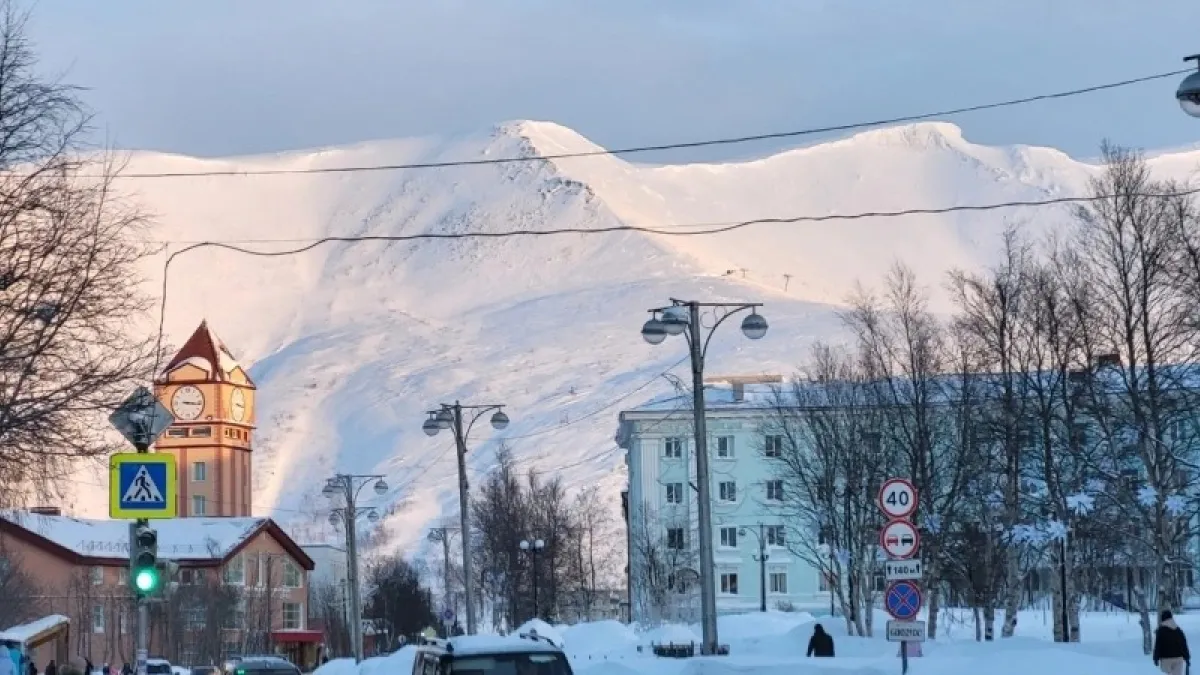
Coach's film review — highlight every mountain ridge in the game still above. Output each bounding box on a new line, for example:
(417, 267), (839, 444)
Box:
(69, 120), (1200, 556)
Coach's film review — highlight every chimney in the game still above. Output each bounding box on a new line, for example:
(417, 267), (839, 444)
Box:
(704, 374), (782, 404)
(30, 506), (61, 516)
(732, 381), (746, 403)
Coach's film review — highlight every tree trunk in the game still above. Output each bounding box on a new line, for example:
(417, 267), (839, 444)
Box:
(1133, 582), (1153, 655)
(1051, 551), (1066, 642)
(983, 603), (996, 641)
(926, 556), (942, 639)
(973, 606), (982, 642)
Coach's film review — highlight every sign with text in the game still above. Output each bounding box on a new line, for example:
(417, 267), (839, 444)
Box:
(886, 620), (927, 642)
(878, 478), (918, 519)
(885, 559), (923, 581)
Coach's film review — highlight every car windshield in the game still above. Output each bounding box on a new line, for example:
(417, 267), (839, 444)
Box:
(448, 652), (570, 675)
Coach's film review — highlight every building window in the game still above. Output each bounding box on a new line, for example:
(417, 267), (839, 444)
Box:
(769, 571), (788, 594)
(284, 560), (302, 588)
(719, 527), (738, 548)
(192, 461), (207, 482)
(183, 609), (204, 630)
(719, 573), (739, 595)
(191, 426), (212, 437)
(666, 528), (686, 550)
(716, 436), (734, 458)
(664, 437), (684, 459)
(665, 483), (684, 504)
(282, 602), (304, 630)
(767, 525), (786, 547)
(819, 571), (833, 592)
(180, 568), (196, 585)
(192, 495), (207, 515)
(166, 428), (188, 438)
(223, 554), (245, 585)
(91, 604), (105, 634)
(764, 435), (783, 458)
(117, 568), (128, 586)
(90, 566), (104, 586)
(257, 553), (267, 587)
(766, 480), (784, 501)
(718, 481), (737, 502)
(119, 608), (130, 635)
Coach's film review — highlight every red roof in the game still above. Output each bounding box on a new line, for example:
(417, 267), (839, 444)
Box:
(160, 320), (255, 386)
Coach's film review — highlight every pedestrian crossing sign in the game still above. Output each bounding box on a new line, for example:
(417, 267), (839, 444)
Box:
(109, 454), (177, 519)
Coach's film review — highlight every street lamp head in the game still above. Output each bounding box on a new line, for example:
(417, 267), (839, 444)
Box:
(741, 311), (768, 340)
(534, 539), (545, 549)
(367, 510), (381, 524)
(422, 414), (441, 437)
(520, 540), (530, 550)
(322, 481), (339, 498)
(435, 408), (453, 429)
(328, 511), (341, 527)
(490, 410), (510, 430)
(1178, 58), (1200, 119)
(373, 479), (389, 495)
(641, 316), (667, 345)
(660, 306), (689, 336)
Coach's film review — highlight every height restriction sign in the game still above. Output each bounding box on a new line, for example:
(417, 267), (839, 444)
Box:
(878, 478), (917, 519)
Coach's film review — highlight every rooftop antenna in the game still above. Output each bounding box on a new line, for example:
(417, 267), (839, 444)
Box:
(783, 274), (792, 292)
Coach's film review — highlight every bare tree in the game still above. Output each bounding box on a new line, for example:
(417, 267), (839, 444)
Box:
(948, 229), (1040, 638)
(762, 344), (892, 636)
(843, 262), (969, 638)
(0, 540), (42, 627)
(1067, 145), (1200, 654)
(0, 0), (154, 505)
(627, 499), (697, 625)
(563, 486), (620, 622)
(310, 582), (351, 659)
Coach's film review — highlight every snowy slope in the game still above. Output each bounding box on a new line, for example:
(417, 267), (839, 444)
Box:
(69, 121), (1200, 556)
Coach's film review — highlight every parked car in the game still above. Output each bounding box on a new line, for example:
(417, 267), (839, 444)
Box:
(145, 660), (172, 675)
(226, 659), (299, 675)
(412, 630), (573, 675)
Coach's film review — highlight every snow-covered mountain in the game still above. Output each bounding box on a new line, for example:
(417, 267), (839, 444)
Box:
(74, 121), (1200, 553)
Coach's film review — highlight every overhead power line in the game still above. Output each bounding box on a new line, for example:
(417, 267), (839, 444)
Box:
(117, 69), (1190, 179)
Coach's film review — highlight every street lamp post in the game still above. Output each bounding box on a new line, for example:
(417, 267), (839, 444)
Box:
(1178, 55), (1200, 118)
(428, 526), (460, 631)
(324, 474), (389, 663)
(739, 524), (769, 612)
(421, 401), (510, 635)
(520, 538), (546, 621)
(641, 298), (768, 655)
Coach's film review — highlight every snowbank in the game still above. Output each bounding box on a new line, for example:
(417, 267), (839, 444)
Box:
(561, 621), (639, 659)
(313, 647), (416, 675)
(513, 619), (565, 647)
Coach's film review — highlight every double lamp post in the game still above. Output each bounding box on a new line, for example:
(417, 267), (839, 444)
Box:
(641, 299), (768, 655)
(323, 473), (389, 663)
(422, 401), (510, 635)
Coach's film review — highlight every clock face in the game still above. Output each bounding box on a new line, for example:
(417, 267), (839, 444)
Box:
(230, 388), (247, 422)
(171, 385), (205, 421)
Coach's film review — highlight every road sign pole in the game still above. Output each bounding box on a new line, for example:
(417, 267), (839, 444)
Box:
(877, 477), (923, 675)
(134, 439), (149, 675)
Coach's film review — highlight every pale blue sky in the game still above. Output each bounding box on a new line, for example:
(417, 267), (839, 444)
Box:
(29, 1), (1200, 162)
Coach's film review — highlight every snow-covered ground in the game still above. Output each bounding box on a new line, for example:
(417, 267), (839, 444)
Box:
(316, 610), (1190, 675)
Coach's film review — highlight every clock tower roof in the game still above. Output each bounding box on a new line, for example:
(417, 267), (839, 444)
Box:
(159, 320), (256, 386)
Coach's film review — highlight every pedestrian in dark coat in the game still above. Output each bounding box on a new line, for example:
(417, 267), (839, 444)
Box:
(806, 623), (834, 657)
(45, 660), (56, 675)
(1155, 610), (1191, 675)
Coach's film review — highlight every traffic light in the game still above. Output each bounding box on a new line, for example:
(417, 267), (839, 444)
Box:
(129, 523), (160, 596)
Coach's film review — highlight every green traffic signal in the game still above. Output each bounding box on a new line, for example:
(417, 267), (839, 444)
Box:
(134, 568), (159, 593)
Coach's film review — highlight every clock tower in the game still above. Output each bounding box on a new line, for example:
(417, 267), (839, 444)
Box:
(153, 320), (256, 517)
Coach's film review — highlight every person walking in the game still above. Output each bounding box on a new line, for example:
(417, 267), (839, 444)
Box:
(1154, 610), (1191, 675)
(806, 624), (835, 657)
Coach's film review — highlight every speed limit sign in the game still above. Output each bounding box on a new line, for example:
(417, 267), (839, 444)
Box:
(878, 478), (918, 519)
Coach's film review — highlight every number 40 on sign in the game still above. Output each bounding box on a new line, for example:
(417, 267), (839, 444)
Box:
(878, 478), (917, 519)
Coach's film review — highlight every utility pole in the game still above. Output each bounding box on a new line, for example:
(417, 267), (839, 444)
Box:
(641, 300), (768, 655)
(422, 402), (510, 635)
(324, 474), (389, 663)
(753, 524), (768, 612)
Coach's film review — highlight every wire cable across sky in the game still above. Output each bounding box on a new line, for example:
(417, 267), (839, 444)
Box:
(118, 68), (1191, 179)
